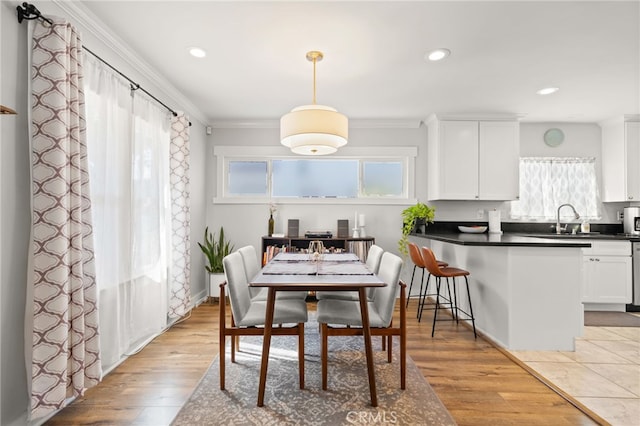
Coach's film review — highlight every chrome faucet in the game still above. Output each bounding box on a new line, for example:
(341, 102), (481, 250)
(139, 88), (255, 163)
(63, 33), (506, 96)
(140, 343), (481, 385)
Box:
(556, 203), (580, 234)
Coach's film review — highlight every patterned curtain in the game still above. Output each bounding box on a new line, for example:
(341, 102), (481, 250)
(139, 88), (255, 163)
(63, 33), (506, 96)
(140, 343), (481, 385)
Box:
(169, 113), (191, 318)
(27, 19), (101, 419)
(511, 157), (601, 220)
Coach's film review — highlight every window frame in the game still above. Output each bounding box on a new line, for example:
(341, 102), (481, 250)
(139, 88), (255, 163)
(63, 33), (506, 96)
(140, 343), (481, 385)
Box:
(213, 146), (417, 205)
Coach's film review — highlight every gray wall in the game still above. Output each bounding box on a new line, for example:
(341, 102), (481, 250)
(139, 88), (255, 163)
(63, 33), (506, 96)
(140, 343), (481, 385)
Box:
(0, 2), (206, 424)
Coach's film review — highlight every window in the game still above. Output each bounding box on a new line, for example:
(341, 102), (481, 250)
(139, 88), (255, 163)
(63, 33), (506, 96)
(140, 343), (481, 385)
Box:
(228, 161), (268, 196)
(215, 146), (416, 204)
(362, 161), (403, 196)
(272, 159), (358, 198)
(510, 157), (601, 220)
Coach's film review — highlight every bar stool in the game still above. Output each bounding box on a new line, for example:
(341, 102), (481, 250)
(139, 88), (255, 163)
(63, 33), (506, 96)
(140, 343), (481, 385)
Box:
(406, 243), (447, 319)
(420, 247), (477, 338)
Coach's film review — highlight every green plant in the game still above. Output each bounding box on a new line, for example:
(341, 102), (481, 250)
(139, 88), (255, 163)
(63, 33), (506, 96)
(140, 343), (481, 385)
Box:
(398, 202), (435, 256)
(198, 226), (234, 273)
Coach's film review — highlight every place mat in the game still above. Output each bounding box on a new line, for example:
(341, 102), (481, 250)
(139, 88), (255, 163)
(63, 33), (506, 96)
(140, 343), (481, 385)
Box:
(261, 261), (318, 275)
(317, 261), (373, 276)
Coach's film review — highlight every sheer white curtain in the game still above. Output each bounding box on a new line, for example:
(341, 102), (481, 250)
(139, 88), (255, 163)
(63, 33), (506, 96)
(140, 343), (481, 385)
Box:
(84, 54), (171, 371)
(511, 157), (601, 220)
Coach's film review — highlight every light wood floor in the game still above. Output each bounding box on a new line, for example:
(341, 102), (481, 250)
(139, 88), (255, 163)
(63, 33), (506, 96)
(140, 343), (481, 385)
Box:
(45, 299), (601, 425)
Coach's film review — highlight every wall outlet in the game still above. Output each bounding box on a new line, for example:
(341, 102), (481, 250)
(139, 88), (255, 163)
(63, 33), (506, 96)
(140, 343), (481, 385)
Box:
(476, 209), (485, 219)
(617, 210), (623, 221)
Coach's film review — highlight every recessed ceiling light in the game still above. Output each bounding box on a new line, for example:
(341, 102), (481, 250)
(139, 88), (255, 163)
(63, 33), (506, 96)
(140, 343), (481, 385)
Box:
(536, 87), (559, 95)
(425, 48), (451, 62)
(189, 47), (206, 58)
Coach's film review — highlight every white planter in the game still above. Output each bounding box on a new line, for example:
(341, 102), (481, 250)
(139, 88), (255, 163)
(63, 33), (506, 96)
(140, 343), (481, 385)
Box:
(209, 273), (226, 299)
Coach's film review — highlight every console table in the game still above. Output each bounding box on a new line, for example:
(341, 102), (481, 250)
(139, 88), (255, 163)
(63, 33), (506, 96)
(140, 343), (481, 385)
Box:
(261, 236), (375, 265)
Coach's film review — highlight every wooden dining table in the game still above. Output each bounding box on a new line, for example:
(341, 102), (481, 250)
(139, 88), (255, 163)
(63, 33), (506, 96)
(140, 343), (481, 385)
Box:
(249, 252), (386, 407)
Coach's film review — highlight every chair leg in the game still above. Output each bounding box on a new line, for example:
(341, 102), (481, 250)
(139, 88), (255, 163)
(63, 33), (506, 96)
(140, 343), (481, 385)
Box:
(230, 314), (237, 363)
(417, 273), (432, 322)
(400, 280), (407, 390)
(431, 277), (441, 337)
(321, 323), (329, 390)
(450, 277), (459, 322)
(381, 335), (386, 351)
(387, 335), (392, 363)
(405, 265), (417, 307)
(415, 267), (426, 319)
(465, 276), (477, 338)
(298, 322), (305, 389)
(219, 284), (227, 390)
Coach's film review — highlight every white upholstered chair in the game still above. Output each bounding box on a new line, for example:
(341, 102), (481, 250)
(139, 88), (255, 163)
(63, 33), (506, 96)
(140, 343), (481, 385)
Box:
(237, 245), (307, 301)
(316, 251), (406, 390)
(219, 251), (308, 390)
(315, 244), (385, 301)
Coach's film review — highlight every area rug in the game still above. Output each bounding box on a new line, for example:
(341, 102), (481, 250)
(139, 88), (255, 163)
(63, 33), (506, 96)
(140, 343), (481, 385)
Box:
(584, 311), (640, 327)
(171, 320), (456, 425)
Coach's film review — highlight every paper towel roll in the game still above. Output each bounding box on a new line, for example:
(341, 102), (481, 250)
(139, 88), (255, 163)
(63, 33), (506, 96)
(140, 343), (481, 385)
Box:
(488, 210), (502, 234)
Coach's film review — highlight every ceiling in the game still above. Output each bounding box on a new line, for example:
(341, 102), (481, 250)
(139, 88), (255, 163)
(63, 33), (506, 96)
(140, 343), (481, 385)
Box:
(77, 1), (639, 125)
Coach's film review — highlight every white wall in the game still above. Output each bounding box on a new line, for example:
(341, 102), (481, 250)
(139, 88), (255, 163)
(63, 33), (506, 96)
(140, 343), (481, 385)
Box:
(0, 2), (207, 424)
(206, 125), (424, 261)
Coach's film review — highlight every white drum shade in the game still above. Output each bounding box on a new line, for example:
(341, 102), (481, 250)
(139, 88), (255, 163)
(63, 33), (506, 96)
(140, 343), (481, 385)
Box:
(280, 104), (348, 155)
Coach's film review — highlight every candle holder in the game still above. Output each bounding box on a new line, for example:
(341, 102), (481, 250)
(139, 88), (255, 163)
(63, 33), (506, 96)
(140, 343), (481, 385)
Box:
(308, 240), (325, 262)
(352, 228), (360, 238)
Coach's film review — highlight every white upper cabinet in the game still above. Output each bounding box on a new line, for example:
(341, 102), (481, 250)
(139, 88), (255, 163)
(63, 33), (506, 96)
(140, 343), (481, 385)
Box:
(426, 114), (520, 200)
(601, 116), (640, 202)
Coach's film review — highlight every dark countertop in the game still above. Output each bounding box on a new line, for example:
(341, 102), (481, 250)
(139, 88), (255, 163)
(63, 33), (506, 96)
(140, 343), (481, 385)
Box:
(411, 232), (592, 247)
(411, 221), (640, 247)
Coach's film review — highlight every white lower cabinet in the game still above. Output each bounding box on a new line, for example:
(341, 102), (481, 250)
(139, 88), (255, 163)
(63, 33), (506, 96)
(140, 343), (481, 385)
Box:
(582, 241), (632, 305)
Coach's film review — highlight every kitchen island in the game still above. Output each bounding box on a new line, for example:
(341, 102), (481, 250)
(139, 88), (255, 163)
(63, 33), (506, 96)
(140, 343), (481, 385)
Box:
(410, 232), (590, 351)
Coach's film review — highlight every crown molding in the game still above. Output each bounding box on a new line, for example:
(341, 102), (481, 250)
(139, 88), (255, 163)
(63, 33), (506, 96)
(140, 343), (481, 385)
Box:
(52, 0), (207, 125)
(425, 113), (527, 123)
(210, 118), (422, 129)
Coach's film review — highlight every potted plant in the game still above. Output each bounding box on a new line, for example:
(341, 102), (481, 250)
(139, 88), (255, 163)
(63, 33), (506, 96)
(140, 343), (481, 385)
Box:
(398, 202), (435, 256)
(198, 226), (234, 299)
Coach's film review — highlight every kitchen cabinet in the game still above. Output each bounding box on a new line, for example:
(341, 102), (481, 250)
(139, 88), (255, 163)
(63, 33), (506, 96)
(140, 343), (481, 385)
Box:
(582, 240), (632, 306)
(600, 116), (640, 202)
(426, 115), (520, 200)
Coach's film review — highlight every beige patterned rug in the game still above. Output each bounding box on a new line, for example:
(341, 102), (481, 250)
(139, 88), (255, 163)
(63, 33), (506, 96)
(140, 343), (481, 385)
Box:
(172, 320), (456, 425)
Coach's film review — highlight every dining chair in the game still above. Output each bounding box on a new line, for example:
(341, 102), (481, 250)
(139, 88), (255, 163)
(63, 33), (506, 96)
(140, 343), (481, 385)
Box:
(238, 245), (307, 301)
(219, 251), (308, 390)
(315, 244), (385, 302)
(316, 251), (406, 390)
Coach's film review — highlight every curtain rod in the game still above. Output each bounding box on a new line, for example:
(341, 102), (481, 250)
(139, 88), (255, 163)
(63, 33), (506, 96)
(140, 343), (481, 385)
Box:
(16, 2), (192, 127)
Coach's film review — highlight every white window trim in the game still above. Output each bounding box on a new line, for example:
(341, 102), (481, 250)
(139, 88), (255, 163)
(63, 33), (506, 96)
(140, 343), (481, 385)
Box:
(213, 146), (418, 205)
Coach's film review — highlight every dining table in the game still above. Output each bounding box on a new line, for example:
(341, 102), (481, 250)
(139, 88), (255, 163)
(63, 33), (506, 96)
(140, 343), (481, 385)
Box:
(249, 251), (386, 407)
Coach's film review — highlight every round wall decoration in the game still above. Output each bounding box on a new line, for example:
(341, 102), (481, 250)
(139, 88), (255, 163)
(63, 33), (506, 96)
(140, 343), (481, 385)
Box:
(544, 128), (565, 147)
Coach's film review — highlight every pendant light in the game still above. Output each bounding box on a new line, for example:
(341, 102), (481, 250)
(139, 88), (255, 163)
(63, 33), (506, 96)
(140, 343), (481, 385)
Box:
(280, 51), (348, 155)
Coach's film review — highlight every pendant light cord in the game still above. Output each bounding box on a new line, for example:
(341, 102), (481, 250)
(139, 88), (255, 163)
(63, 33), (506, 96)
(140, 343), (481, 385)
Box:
(312, 56), (317, 105)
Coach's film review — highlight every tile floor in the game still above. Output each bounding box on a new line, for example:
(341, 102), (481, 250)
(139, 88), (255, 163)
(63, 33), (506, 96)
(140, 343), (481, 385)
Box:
(509, 319), (640, 426)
